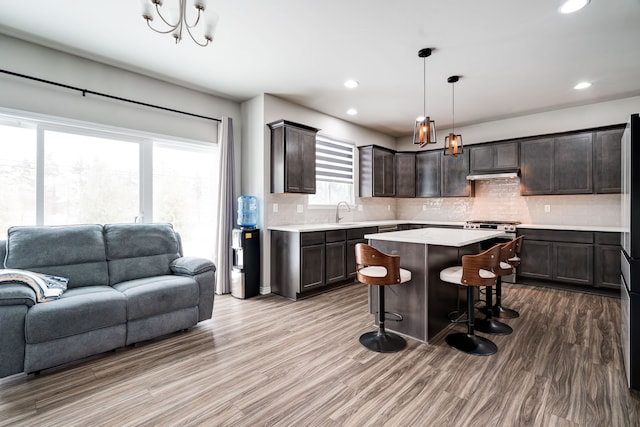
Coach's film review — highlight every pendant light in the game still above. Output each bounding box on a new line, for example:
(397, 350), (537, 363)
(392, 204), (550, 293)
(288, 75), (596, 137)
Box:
(444, 75), (463, 156)
(413, 48), (437, 147)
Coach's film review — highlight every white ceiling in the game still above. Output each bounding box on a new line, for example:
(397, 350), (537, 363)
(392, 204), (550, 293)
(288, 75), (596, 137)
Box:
(0, 0), (639, 137)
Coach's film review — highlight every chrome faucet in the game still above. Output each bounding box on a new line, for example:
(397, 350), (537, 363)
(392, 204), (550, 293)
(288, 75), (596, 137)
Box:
(335, 200), (351, 223)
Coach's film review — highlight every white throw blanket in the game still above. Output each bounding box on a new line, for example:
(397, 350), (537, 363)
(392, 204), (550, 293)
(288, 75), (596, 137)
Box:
(0, 269), (68, 302)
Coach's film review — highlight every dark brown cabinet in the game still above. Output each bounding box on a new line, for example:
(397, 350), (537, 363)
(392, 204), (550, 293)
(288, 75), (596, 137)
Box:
(416, 151), (441, 197)
(520, 133), (594, 195)
(469, 142), (519, 173)
(268, 120), (319, 194)
(594, 128), (623, 193)
(395, 152), (416, 197)
(359, 145), (395, 197)
(415, 150), (471, 197)
(516, 228), (623, 290)
(325, 230), (347, 284)
(594, 232), (622, 290)
(442, 150), (472, 197)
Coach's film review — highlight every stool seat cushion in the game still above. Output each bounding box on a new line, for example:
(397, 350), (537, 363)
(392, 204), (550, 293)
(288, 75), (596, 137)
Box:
(500, 261), (514, 270)
(359, 266), (412, 283)
(440, 265), (495, 285)
(508, 256), (520, 262)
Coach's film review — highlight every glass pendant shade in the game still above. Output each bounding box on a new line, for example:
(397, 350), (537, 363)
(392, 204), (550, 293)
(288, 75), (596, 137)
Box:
(413, 116), (437, 147)
(444, 132), (463, 156)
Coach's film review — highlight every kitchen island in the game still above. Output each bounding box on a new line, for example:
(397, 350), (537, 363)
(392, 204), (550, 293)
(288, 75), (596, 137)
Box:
(364, 228), (506, 343)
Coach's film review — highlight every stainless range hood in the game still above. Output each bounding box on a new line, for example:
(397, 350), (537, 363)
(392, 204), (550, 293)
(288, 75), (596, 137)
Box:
(466, 172), (519, 181)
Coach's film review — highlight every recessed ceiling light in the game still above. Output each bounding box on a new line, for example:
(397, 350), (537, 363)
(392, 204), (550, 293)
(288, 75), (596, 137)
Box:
(346, 108), (358, 116)
(344, 80), (359, 89)
(559, 0), (590, 14)
(574, 81), (592, 90)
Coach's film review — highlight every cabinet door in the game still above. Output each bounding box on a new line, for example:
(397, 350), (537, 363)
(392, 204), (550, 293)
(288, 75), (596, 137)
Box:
(553, 242), (593, 285)
(494, 142), (519, 170)
(326, 241), (347, 284)
(395, 153), (416, 197)
(594, 245), (621, 289)
(284, 127), (316, 193)
(442, 150), (470, 197)
(373, 148), (395, 196)
(594, 129), (623, 194)
(520, 138), (554, 195)
(518, 240), (553, 280)
(554, 133), (593, 194)
(346, 239), (365, 279)
(416, 151), (441, 197)
(300, 244), (324, 290)
(470, 145), (494, 173)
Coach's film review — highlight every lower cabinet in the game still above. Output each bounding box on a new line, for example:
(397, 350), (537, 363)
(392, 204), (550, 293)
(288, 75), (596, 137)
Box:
(517, 228), (620, 291)
(271, 227), (376, 300)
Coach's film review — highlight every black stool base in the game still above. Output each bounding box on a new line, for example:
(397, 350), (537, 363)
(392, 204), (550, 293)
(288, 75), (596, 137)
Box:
(493, 305), (520, 319)
(475, 318), (513, 335)
(446, 333), (497, 356)
(359, 331), (406, 353)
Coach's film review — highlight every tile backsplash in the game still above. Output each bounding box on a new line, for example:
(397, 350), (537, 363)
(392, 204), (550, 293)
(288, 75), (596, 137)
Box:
(265, 177), (621, 227)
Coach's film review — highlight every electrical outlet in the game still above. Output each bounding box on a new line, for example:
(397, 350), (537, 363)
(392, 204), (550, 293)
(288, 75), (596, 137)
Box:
(296, 204), (303, 213)
(544, 204), (551, 213)
(273, 203), (278, 213)
(423, 204), (427, 211)
(357, 204), (363, 211)
(387, 205), (391, 211)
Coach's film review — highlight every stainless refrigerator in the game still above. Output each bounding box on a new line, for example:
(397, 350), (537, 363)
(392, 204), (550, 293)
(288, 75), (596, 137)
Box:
(621, 113), (640, 390)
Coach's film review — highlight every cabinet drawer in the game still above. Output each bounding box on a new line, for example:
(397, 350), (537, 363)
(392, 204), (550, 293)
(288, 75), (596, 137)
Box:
(518, 229), (593, 244)
(347, 227), (377, 240)
(595, 232), (620, 246)
(325, 229), (346, 243)
(301, 231), (325, 246)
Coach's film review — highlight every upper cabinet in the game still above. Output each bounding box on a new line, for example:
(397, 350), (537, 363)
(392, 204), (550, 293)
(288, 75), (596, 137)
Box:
(359, 145), (395, 197)
(469, 141), (519, 174)
(520, 133), (593, 195)
(594, 128), (624, 193)
(415, 150), (472, 198)
(268, 120), (319, 194)
(395, 152), (416, 198)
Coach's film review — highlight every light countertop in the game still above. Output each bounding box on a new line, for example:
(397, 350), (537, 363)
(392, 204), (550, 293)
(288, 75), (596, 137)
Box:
(517, 224), (623, 233)
(364, 228), (507, 247)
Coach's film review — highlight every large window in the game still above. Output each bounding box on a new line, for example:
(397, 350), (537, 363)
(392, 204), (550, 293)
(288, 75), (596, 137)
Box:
(308, 135), (355, 206)
(0, 113), (218, 259)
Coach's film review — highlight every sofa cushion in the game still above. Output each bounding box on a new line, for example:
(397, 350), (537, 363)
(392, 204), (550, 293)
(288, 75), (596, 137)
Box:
(24, 286), (127, 344)
(104, 223), (180, 285)
(5, 225), (109, 288)
(113, 275), (199, 321)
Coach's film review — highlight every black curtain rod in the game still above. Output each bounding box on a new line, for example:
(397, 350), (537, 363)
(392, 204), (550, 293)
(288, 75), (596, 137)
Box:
(0, 69), (222, 123)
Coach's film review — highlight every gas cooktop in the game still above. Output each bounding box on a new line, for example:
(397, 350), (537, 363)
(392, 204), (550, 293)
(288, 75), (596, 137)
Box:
(464, 220), (520, 231)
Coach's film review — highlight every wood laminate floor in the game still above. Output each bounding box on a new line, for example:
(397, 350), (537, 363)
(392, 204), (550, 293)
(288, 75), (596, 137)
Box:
(0, 283), (639, 426)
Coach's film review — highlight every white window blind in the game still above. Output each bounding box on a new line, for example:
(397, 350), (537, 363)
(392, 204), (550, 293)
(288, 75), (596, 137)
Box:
(315, 135), (354, 183)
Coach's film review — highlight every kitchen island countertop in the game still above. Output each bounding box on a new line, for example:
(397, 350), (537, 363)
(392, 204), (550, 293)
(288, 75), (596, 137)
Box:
(364, 228), (506, 247)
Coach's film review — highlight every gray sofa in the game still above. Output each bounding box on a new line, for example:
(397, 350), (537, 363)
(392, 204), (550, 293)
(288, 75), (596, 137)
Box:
(0, 223), (216, 378)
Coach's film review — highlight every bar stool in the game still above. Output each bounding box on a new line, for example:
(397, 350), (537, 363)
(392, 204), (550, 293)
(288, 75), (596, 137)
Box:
(440, 244), (501, 356)
(355, 243), (412, 353)
(475, 240), (516, 335)
(492, 236), (522, 319)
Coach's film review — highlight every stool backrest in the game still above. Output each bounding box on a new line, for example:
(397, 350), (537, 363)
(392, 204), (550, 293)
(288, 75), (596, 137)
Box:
(495, 238), (518, 275)
(354, 243), (401, 286)
(461, 243), (501, 287)
(513, 235), (524, 255)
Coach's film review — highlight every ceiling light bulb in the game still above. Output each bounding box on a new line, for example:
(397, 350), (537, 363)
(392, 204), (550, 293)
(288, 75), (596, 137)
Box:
(559, 0), (590, 14)
(347, 108), (358, 116)
(574, 81), (592, 90)
(344, 80), (359, 88)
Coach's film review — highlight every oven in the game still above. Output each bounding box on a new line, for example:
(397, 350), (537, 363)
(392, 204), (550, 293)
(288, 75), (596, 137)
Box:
(464, 220), (520, 283)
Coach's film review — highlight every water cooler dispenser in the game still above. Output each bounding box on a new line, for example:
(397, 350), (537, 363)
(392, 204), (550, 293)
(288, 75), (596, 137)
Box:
(231, 196), (260, 299)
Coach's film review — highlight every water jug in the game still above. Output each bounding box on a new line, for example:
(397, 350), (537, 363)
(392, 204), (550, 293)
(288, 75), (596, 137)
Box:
(237, 195), (258, 228)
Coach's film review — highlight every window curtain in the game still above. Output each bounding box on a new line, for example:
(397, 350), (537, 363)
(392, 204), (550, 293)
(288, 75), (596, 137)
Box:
(215, 116), (236, 294)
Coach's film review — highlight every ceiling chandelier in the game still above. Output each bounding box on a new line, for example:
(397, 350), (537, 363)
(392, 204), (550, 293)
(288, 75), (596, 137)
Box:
(141, 0), (217, 47)
(444, 75), (463, 157)
(413, 48), (437, 147)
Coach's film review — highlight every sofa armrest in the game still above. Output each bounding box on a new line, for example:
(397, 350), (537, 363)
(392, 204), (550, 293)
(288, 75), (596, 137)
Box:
(170, 257), (216, 321)
(0, 283), (37, 307)
(170, 257), (216, 276)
